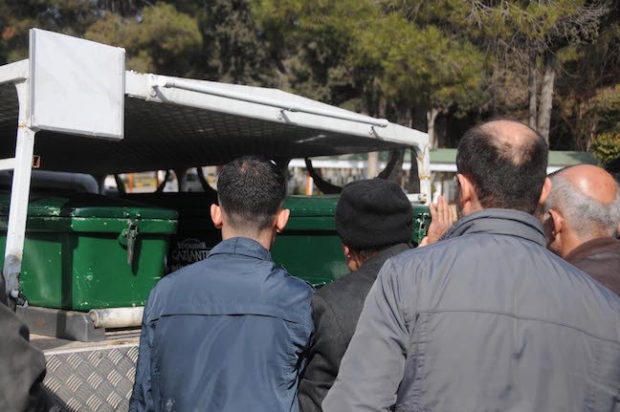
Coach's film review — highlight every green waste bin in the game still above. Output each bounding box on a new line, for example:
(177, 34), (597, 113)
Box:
(0, 192), (178, 311)
(122, 193), (430, 288)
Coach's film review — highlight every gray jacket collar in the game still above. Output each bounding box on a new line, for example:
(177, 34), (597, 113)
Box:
(441, 208), (547, 247)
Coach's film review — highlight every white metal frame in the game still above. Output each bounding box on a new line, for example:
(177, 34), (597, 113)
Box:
(128, 72), (432, 201)
(28, 29), (126, 140)
(0, 60), (38, 306)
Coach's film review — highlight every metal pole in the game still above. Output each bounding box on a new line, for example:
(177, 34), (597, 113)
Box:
(4, 80), (38, 308)
(151, 75), (390, 129)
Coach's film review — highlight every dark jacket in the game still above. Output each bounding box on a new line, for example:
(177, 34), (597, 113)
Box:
(565, 237), (620, 297)
(129, 237), (314, 412)
(298, 243), (410, 412)
(323, 209), (620, 412)
(0, 276), (51, 412)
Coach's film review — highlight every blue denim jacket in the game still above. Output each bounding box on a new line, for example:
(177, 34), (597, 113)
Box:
(130, 237), (314, 412)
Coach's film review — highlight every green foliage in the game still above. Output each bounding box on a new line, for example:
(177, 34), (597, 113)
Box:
(0, 0), (618, 150)
(252, 0), (489, 122)
(85, 4), (202, 75)
(591, 130), (620, 164)
(586, 84), (620, 131)
(252, 0), (375, 99)
(188, 0), (278, 85)
(377, 18), (488, 114)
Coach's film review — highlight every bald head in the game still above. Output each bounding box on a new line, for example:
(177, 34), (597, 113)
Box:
(478, 120), (542, 165)
(557, 165), (618, 206)
(546, 165), (620, 242)
(456, 120), (548, 214)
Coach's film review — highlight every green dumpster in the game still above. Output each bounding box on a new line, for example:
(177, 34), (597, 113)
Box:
(0, 192), (178, 311)
(123, 192), (430, 288)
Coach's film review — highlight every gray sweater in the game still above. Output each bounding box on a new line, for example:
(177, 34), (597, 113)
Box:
(323, 209), (620, 412)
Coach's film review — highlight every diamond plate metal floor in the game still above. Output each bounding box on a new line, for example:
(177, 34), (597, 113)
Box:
(32, 330), (141, 412)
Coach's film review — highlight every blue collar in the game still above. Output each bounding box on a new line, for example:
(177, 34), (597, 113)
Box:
(208, 237), (272, 261)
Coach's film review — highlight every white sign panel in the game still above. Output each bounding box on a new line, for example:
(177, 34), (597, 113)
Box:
(29, 29), (125, 139)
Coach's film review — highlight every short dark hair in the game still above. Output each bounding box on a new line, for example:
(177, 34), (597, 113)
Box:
(456, 122), (548, 214)
(217, 156), (287, 229)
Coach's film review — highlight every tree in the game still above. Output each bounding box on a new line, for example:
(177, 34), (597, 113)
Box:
(252, 0), (489, 147)
(377, 19), (488, 147)
(0, 0), (107, 63)
(465, 0), (612, 143)
(1, 1), (277, 83)
(591, 130), (620, 164)
(554, 10), (620, 150)
(391, 0), (614, 144)
(3, 0), (617, 154)
(174, 0), (279, 85)
(85, 3), (202, 75)
(252, 0), (376, 102)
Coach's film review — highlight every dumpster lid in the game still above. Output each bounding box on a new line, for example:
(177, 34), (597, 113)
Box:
(283, 195), (430, 218)
(0, 192), (178, 219)
(121, 192), (217, 218)
(284, 195), (339, 217)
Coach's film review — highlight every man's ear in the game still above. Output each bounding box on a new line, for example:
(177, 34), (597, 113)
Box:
(538, 177), (552, 206)
(457, 173), (473, 205)
(210, 204), (223, 229)
(275, 208), (290, 233)
(548, 208), (564, 236)
(343, 244), (351, 258)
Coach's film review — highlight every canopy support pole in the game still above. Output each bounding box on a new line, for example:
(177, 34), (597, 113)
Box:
(4, 80), (38, 308)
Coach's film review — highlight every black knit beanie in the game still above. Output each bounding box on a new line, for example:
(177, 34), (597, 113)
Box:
(335, 179), (414, 250)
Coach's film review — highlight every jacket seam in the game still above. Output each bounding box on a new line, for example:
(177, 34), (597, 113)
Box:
(418, 308), (620, 345)
(156, 310), (313, 328)
(585, 339), (600, 412)
(411, 313), (429, 411)
(314, 294), (348, 352)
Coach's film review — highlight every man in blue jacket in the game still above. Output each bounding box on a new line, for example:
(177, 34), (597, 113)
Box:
(130, 156), (314, 412)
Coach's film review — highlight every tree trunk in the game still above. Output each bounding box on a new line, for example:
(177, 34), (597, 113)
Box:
(360, 86), (370, 116)
(528, 48), (538, 130)
(367, 97), (388, 178)
(587, 121), (597, 152)
(396, 106), (412, 128)
(367, 152), (379, 179)
(537, 51), (557, 144)
(427, 108), (440, 149)
(378, 96), (387, 119)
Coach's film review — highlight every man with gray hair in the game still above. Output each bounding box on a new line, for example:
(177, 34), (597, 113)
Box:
(544, 164), (620, 296)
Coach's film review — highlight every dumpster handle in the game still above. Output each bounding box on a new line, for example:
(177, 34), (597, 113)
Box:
(118, 221), (139, 266)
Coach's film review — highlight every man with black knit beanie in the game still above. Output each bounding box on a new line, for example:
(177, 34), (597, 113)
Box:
(298, 178), (414, 412)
